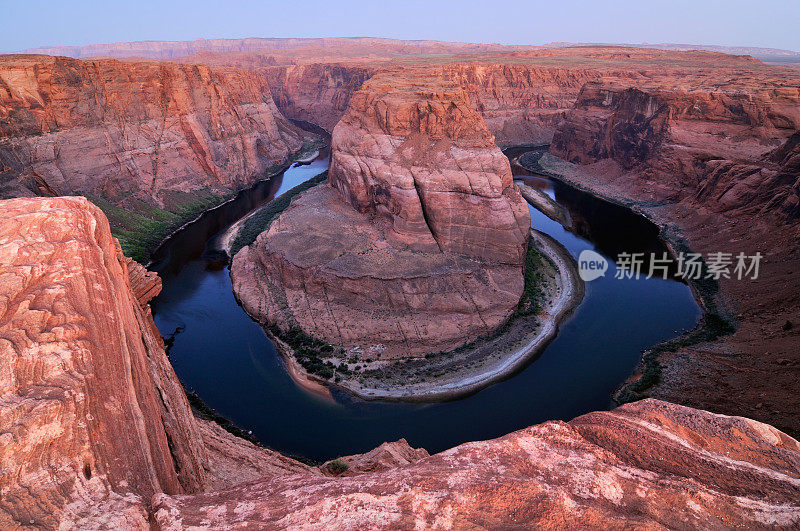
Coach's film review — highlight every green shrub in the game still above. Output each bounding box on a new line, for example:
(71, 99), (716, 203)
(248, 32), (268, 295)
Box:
(328, 459), (349, 474)
(230, 171), (328, 256)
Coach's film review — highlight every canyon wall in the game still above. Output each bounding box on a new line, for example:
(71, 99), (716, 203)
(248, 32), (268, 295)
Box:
(232, 72), (530, 358)
(0, 54), (307, 253)
(440, 63), (604, 145)
(263, 63), (375, 131)
(0, 197), (207, 527)
(540, 71), (800, 438)
(550, 80), (800, 220)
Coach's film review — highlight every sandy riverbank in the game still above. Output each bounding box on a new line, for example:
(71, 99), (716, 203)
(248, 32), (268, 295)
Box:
(334, 229), (584, 401)
(270, 227), (584, 402)
(267, 331), (335, 402)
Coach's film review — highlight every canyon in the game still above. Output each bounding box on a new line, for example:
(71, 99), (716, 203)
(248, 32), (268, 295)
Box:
(1, 197), (798, 526)
(0, 54), (312, 260)
(0, 38), (799, 527)
(230, 71), (541, 396)
(217, 44), (800, 436)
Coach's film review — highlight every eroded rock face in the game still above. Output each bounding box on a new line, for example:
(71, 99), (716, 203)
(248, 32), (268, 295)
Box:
(232, 185), (524, 357)
(0, 55), (306, 214)
(264, 63), (376, 132)
(3, 197), (800, 528)
(551, 82), (672, 169)
(152, 400), (800, 529)
(233, 72), (529, 357)
(440, 63), (604, 145)
(540, 73), (800, 439)
(0, 197), (207, 527)
(550, 81), (800, 218)
(329, 72), (530, 265)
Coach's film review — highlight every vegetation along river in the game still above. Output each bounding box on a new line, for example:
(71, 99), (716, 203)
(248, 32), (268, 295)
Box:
(151, 148), (701, 462)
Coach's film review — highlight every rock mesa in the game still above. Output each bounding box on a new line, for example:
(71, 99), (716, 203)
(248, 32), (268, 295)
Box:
(232, 73), (529, 358)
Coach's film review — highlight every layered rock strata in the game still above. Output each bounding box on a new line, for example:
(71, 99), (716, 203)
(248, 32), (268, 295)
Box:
(0, 54), (307, 219)
(232, 73), (530, 358)
(152, 399), (800, 529)
(0, 196), (207, 527)
(264, 63), (376, 131)
(328, 72), (531, 263)
(2, 196), (800, 528)
(540, 78), (800, 437)
(232, 185), (526, 357)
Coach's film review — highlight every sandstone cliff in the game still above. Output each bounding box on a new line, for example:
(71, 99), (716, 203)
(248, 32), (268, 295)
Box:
(232, 72), (530, 359)
(2, 196), (800, 528)
(439, 63), (603, 145)
(329, 72), (530, 264)
(232, 184), (526, 358)
(264, 63), (375, 131)
(540, 74), (800, 438)
(0, 196), (318, 527)
(0, 196), (207, 527)
(0, 54), (308, 259)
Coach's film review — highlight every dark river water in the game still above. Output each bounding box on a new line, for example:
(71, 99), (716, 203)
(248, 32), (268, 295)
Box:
(151, 152), (701, 462)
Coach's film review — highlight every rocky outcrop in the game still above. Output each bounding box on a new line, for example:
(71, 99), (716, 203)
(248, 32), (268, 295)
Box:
(125, 257), (162, 307)
(3, 197), (800, 528)
(263, 63), (375, 131)
(152, 399), (800, 529)
(232, 185), (525, 357)
(0, 196), (207, 527)
(322, 438), (430, 475)
(551, 80), (800, 220)
(551, 83), (672, 168)
(0, 54), (307, 219)
(329, 72), (530, 264)
(232, 72), (529, 358)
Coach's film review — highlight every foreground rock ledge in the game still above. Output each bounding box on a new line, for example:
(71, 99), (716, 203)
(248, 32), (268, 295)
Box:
(1, 196), (800, 528)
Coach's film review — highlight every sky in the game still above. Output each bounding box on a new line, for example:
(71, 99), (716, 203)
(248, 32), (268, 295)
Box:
(2, 0), (799, 53)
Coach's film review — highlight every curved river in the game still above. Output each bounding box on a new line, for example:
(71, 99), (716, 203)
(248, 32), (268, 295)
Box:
(151, 151), (701, 462)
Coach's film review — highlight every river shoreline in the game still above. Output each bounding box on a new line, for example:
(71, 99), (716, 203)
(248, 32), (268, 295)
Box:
(514, 150), (733, 404)
(334, 229), (584, 401)
(152, 143), (701, 458)
(145, 139), (327, 270)
(151, 141), (701, 407)
(257, 224), (585, 402)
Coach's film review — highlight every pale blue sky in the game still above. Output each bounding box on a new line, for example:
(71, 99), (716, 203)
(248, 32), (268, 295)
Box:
(2, 0), (798, 53)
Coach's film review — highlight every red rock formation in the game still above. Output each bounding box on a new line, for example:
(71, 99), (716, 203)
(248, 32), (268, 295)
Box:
(0, 196), (207, 527)
(550, 80), (800, 221)
(329, 72), (530, 264)
(440, 63), (603, 145)
(125, 257), (162, 307)
(322, 438), (430, 475)
(264, 63), (375, 131)
(152, 400), (800, 528)
(539, 71), (800, 438)
(232, 185), (525, 357)
(2, 196), (800, 528)
(232, 72), (529, 358)
(0, 55), (306, 214)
